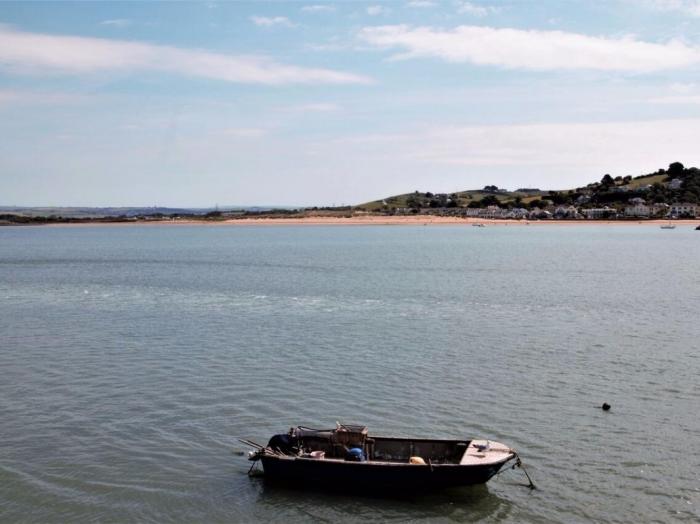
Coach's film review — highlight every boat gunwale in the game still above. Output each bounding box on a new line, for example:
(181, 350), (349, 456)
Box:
(265, 455), (515, 468)
(261, 439), (516, 468)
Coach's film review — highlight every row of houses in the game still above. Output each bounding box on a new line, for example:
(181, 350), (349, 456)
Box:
(624, 201), (698, 218)
(465, 203), (699, 219)
(394, 201), (698, 219)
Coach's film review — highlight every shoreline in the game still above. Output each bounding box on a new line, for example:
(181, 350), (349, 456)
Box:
(4, 216), (699, 227)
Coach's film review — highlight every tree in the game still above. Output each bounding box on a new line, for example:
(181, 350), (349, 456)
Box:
(406, 195), (422, 209)
(480, 195), (500, 207)
(601, 174), (614, 186)
(668, 162), (685, 178)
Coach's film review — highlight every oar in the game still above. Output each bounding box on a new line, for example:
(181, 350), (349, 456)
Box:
(238, 438), (265, 450)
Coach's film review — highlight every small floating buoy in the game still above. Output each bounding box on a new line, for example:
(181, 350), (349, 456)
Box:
(602, 402), (611, 411)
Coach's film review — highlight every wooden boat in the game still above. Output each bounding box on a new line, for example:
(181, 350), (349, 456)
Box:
(241, 424), (531, 490)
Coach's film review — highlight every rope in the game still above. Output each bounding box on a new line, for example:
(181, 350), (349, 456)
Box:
(493, 452), (537, 489)
(247, 457), (259, 476)
(516, 454), (537, 490)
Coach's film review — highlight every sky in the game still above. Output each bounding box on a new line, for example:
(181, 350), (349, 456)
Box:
(2, 1), (700, 207)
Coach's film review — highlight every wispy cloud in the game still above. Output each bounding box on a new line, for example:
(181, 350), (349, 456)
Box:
(456, 2), (497, 16)
(649, 95), (700, 104)
(415, 120), (700, 169)
(359, 25), (700, 72)
(334, 119), (700, 174)
(290, 102), (342, 112)
(0, 26), (371, 85)
(648, 84), (700, 103)
(100, 19), (132, 28)
(250, 16), (296, 28)
(367, 5), (391, 16)
(0, 89), (22, 106)
(407, 1), (437, 7)
(0, 88), (90, 107)
(223, 127), (267, 138)
(301, 4), (336, 13)
(637, 0), (700, 17)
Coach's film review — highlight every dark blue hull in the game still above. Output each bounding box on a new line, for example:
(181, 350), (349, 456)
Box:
(260, 455), (508, 490)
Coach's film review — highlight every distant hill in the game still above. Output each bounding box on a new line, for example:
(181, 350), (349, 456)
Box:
(0, 206), (286, 218)
(355, 162), (700, 211)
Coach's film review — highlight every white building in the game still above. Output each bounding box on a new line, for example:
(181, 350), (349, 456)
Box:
(669, 203), (698, 217)
(625, 203), (650, 217)
(583, 207), (616, 219)
(483, 205), (503, 218)
(651, 203), (669, 216)
(554, 205), (580, 218)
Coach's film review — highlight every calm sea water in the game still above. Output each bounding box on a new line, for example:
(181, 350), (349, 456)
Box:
(1, 224), (698, 523)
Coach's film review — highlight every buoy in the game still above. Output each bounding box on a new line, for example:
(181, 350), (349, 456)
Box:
(602, 402), (611, 411)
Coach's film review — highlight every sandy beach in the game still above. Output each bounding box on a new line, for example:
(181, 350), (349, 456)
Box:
(21, 215), (700, 227)
(218, 216), (700, 227)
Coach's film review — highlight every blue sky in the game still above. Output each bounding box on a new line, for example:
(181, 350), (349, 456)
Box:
(2, 1), (700, 207)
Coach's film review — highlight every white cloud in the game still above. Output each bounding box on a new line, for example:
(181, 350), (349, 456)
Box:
(100, 19), (132, 28)
(367, 6), (390, 16)
(0, 26), (371, 85)
(301, 4), (336, 13)
(359, 25), (700, 72)
(250, 16), (296, 28)
(456, 2), (497, 17)
(407, 1), (437, 7)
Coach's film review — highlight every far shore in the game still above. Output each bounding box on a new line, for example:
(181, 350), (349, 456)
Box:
(7, 215), (699, 227)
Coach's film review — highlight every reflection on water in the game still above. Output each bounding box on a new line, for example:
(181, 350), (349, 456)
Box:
(255, 479), (510, 523)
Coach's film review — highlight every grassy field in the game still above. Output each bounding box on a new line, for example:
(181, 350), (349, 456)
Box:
(357, 189), (549, 210)
(356, 173), (672, 210)
(624, 173), (667, 189)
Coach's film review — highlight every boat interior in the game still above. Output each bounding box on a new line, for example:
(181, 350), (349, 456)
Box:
(286, 425), (474, 465)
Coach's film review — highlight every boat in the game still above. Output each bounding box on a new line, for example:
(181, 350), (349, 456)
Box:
(695, 225), (700, 230)
(472, 223), (485, 227)
(661, 218), (676, 229)
(240, 423), (533, 490)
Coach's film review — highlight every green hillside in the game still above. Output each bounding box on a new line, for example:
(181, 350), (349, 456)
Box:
(355, 163), (700, 212)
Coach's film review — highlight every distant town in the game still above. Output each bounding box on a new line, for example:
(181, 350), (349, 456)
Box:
(1, 162), (699, 225)
(352, 161), (699, 220)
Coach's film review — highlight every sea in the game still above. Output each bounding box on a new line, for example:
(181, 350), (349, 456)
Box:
(1, 224), (698, 523)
